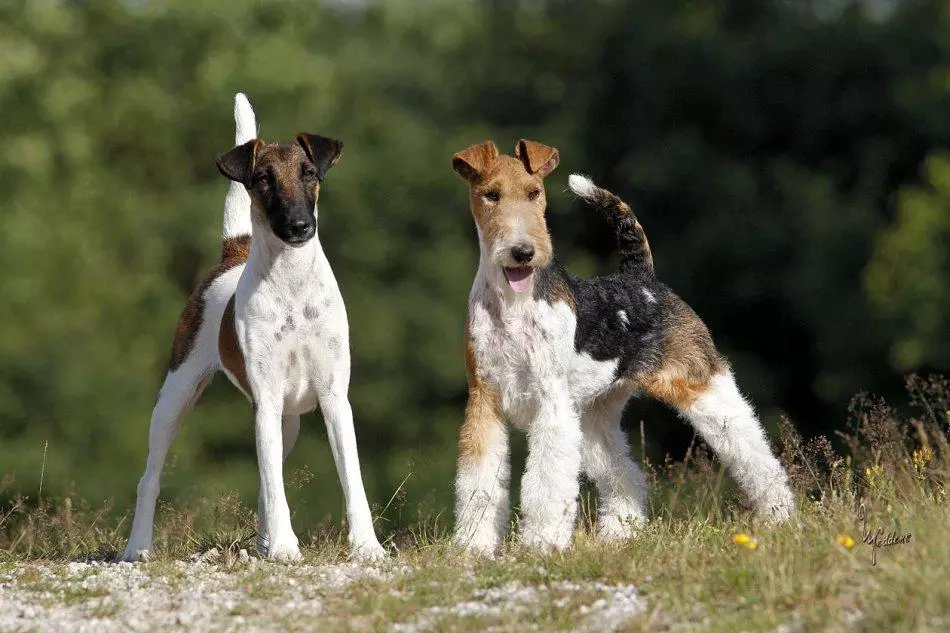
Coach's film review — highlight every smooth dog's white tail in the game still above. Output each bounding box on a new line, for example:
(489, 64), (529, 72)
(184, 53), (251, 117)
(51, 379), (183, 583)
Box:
(222, 92), (257, 239)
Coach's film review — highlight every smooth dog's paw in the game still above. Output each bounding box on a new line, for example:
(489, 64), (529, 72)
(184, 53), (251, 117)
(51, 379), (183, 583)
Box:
(348, 539), (387, 564)
(258, 536), (302, 563)
(119, 543), (152, 563)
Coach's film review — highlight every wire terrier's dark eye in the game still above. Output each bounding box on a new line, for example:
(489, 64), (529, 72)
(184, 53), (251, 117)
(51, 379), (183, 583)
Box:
(302, 166), (317, 180)
(527, 189), (540, 201)
(484, 191), (501, 203)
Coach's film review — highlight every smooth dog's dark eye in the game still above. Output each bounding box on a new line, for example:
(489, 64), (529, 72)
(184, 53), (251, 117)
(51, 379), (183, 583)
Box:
(484, 191), (501, 203)
(527, 188), (540, 201)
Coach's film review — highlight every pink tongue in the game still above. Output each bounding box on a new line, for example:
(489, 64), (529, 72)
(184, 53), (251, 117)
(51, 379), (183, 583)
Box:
(504, 267), (534, 293)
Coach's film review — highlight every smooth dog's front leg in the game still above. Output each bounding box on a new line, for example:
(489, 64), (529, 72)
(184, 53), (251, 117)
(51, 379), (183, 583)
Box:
(257, 414), (301, 551)
(318, 385), (385, 562)
(255, 398), (301, 561)
(520, 392), (582, 551)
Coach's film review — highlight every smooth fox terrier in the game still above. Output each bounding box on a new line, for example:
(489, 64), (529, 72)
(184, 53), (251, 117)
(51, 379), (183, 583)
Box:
(451, 140), (795, 554)
(122, 94), (385, 562)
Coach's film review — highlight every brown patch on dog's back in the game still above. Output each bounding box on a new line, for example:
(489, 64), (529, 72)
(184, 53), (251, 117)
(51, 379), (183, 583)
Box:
(169, 235), (251, 371)
(218, 295), (251, 397)
(637, 295), (726, 409)
(458, 327), (505, 465)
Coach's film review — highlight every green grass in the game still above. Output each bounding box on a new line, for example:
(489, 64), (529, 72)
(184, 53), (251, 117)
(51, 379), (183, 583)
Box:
(1, 375), (948, 631)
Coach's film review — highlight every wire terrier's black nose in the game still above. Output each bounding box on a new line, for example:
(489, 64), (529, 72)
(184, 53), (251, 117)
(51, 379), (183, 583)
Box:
(511, 243), (535, 264)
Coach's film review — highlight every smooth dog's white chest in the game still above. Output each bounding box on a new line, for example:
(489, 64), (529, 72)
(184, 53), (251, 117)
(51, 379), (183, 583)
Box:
(236, 257), (349, 416)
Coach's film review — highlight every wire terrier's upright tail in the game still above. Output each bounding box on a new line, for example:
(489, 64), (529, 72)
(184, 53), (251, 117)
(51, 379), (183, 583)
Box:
(221, 93), (258, 241)
(569, 174), (654, 275)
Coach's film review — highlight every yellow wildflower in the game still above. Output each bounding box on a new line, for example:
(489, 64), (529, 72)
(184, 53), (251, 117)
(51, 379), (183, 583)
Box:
(731, 533), (758, 550)
(912, 446), (934, 480)
(836, 534), (855, 549)
(865, 464), (885, 493)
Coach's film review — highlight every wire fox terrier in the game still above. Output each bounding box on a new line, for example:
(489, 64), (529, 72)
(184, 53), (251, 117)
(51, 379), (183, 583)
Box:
(122, 94), (385, 563)
(451, 139), (795, 554)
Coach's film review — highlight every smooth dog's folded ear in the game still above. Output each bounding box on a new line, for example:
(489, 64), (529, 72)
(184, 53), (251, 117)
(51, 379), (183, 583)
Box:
(452, 140), (499, 183)
(295, 133), (344, 181)
(215, 139), (263, 185)
(515, 139), (559, 178)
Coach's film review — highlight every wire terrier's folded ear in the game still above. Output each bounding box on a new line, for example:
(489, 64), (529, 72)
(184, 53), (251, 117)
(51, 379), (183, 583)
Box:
(515, 139), (559, 178)
(295, 133), (344, 181)
(214, 139), (264, 185)
(452, 140), (499, 183)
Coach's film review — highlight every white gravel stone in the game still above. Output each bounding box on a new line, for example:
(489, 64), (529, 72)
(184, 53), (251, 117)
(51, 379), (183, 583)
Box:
(0, 560), (402, 632)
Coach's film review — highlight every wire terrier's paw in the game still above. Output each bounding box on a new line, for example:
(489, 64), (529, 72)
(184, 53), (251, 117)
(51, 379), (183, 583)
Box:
(520, 521), (572, 553)
(596, 513), (647, 542)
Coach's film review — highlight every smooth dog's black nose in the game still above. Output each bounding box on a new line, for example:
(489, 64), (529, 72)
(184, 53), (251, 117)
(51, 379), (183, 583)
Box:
(287, 218), (311, 239)
(511, 243), (535, 264)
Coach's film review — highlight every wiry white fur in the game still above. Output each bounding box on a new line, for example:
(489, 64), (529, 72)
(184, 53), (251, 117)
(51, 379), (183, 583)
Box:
(453, 418), (510, 555)
(122, 93), (384, 564)
(567, 174), (597, 199)
(580, 388), (648, 540)
(680, 373), (794, 522)
(222, 93), (256, 239)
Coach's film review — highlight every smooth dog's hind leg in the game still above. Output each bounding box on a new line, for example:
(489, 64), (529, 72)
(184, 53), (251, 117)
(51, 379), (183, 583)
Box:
(122, 365), (212, 561)
(581, 390), (648, 540)
(282, 414), (301, 459)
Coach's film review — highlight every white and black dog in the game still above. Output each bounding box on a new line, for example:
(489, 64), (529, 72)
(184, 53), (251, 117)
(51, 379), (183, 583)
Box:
(451, 140), (794, 554)
(122, 94), (385, 562)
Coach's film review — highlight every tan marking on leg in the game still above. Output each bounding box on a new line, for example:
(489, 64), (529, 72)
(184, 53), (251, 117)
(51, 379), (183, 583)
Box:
(169, 235), (251, 370)
(636, 294), (726, 408)
(459, 331), (505, 466)
(218, 295), (251, 397)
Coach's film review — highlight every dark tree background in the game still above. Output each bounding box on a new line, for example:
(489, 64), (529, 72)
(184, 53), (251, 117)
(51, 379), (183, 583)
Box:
(1, 0), (948, 527)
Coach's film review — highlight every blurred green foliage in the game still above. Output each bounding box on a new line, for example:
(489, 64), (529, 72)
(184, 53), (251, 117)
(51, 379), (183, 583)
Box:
(1, 0), (948, 529)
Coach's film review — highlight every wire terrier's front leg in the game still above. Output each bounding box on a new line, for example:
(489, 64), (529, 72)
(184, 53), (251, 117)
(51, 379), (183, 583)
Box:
(454, 370), (510, 556)
(520, 393), (582, 551)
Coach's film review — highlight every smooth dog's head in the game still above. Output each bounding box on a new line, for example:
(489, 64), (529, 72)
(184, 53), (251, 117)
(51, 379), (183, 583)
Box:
(452, 139), (559, 294)
(215, 134), (343, 246)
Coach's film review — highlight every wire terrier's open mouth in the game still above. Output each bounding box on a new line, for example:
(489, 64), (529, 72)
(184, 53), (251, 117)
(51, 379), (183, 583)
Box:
(503, 266), (534, 293)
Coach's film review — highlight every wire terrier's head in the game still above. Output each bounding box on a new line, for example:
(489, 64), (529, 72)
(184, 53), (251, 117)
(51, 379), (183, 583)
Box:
(453, 140), (559, 294)
(215, 134), (343, 246)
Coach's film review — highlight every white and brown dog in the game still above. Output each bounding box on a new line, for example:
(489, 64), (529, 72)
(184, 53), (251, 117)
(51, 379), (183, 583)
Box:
(122, 94), (385, 562)
(451, 140), (795, 554)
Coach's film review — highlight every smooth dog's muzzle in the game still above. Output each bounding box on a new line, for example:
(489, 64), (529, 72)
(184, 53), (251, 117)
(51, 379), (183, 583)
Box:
(272, 207), (316, 245)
